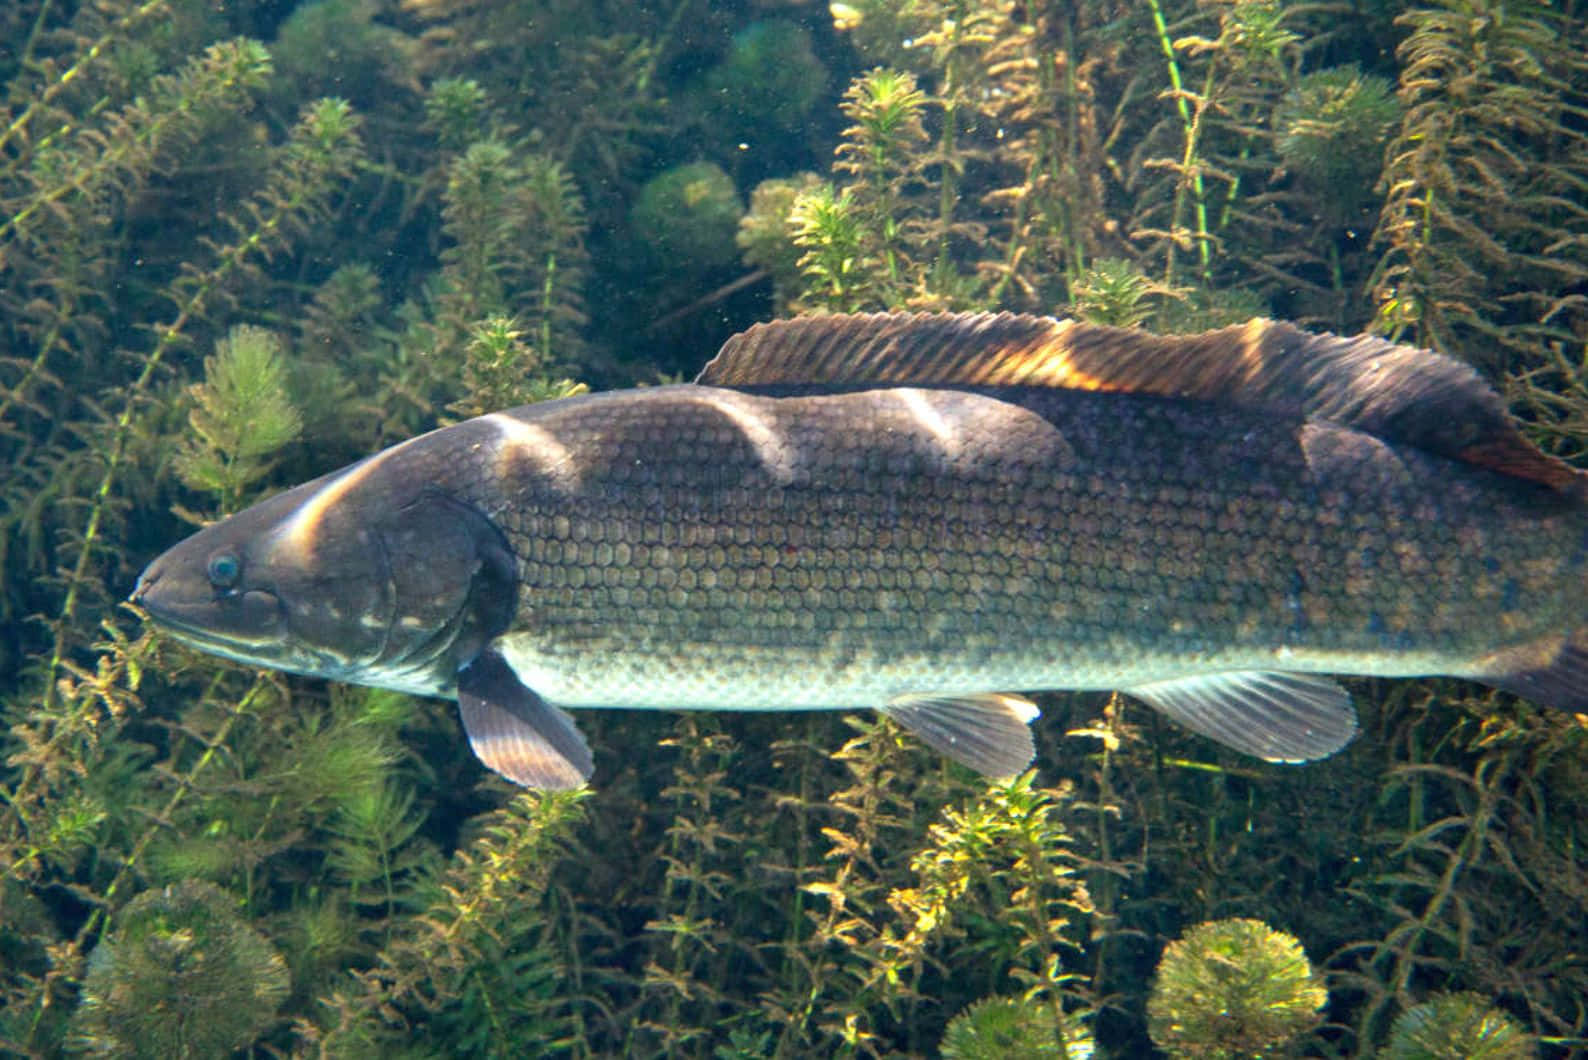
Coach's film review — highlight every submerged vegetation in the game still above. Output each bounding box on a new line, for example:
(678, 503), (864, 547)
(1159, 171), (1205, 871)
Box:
(0, 0), (1585, 1056)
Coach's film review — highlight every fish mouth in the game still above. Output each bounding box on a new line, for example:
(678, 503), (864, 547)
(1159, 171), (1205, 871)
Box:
(131, 564), (289, 653)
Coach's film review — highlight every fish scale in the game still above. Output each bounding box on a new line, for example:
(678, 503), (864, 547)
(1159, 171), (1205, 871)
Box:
(132, 312), (1588, 789)
(380, 382), (1578, 708)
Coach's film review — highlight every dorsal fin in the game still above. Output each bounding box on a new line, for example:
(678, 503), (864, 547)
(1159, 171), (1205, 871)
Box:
(698, 312), (1582, 492)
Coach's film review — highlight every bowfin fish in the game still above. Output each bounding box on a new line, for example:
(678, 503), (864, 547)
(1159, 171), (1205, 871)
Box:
(132, 312), (1588, 789)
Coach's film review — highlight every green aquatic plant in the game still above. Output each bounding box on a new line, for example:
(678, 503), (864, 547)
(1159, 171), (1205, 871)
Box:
(631, 161), (744, 271)
(699, 20), (827, 140)
(834, 66), (930, 302)
(738, 172), (825, 314)
(887, 774), (1097, 1054)
(790, 183), (873, 313)
(69, 879), (290, 1058)
(417, 140), (590, 414)
(1274, 67), (1400, 225)
(11, 91), (361, 775)
(972, 2), (1122, 309)
(1135, 0), (1300, 290)
(450, 314), (588, 421)
(1334, 704), (1588, 1050)
(1383, 993), (1533, 1060)
(786, 67), (931, 312)
(1, 91), (363, 892)
(174, 324), (303, 516)
(1147, 917), (1327, 1059)
(402, 1), (668, 189)
(269, 0), (415, 112)
(635, 715), (745, 1054)
(424, 76), (492, 151)
(1370, 0), (1588, 358)
(0, 36), (272, 263)
(941, 995), (1094, 1059)
(317, 791), (589, 1055)
(0, 35), (273, 468)
(1069, 258), (1157, 328)
(324, 777), (434, 923)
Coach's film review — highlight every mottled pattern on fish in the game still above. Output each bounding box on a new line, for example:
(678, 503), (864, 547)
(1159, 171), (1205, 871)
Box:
(132, 312), (1588, 788)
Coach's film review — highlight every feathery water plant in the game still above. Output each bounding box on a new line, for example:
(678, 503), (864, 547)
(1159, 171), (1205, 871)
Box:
(1069, 259), (1158, 328)
(635, 715), (746, 1054)
(737, 172), (825, 315)
(68, 879), (290, 1058)
(1131, 0), (1304, 302)
(630, 161), (744, 271)
(833, 67), (929, 298)
(173, 324), (302, 516)
(1332, 702), (1588, 1049)
(941, 994), (1094, 1059)
(781, 714), (926, 1053)
(0, 37), (272, 253)
(4, 97), (362, 843)
(0, 37), (273, 445)
(1274, 67), (1400, 226)
(1383, 992), (1533, 1060)
(786, 67), (932, 313)
(1369, 0), (1588, 358)
(424, 77), (492, 151)
(790, 183), (873, 313)
(972, 2), (1120, 309)
(1147, 917), (1327, 1059)
(416, 140), (591, 415)
(316, 791), (589, 1055)
(448, 314), (587, 421)
(0, 0), (171, 161)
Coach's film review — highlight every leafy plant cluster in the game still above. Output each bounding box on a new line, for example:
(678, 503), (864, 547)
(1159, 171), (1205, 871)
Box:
(1, 0), (1587, 1056)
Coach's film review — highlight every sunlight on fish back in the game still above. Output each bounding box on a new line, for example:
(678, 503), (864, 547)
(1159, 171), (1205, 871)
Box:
(131, 312), (1588, 789)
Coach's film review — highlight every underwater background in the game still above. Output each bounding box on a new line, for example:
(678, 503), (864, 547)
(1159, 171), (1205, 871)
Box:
(1, 0), (1586, 1055)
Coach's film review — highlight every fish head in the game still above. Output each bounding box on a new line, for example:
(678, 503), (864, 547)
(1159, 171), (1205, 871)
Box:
(133, 454), (518, 695)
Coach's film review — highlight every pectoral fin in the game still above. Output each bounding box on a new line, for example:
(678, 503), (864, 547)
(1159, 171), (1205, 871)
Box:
(881, 692), (1041, 777)
(1125, 671), (1358, 762)
(456, 649), (593, 789)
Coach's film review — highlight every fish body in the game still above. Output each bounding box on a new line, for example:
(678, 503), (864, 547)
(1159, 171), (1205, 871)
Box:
(133, 313), (1588, 787)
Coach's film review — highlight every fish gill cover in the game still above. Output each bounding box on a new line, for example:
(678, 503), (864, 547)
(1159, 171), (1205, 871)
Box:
(1, 0), (1587, 1057)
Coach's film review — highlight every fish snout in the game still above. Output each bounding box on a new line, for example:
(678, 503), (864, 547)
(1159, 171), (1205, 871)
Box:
(130, 560), (163, 605)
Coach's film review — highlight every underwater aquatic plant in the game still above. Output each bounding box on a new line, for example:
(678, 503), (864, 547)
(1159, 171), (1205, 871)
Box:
(1274, 67), (1400, 225)
(1068, 258), (1157, 328)
(69, 880), (290, 1058)
(414, 138), (590, 415)
(449, 314), (587, 421)
(424, 76), (492, 151)
(630, 161), (744, 271)
(174, 324), (303, 517)
(1370, 0), (1588, 357)
(784, 67), (931, 312)
(269, 0), (416, 112)
(738, 172), (826, 314)
(1147, 917), (1327, 1059)
(941, 995), (1094, 1060)
(1383, 992), (1532, 1060)
(699, 20), (827, 140)
(316, 791), (588, 1054)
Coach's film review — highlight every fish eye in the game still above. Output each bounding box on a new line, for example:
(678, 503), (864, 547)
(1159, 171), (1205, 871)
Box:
(206, 550), (242, 590)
